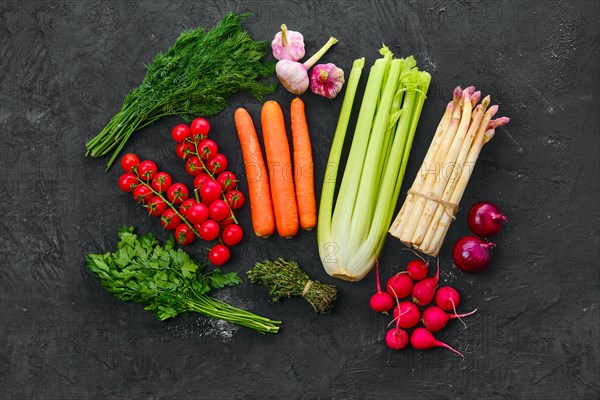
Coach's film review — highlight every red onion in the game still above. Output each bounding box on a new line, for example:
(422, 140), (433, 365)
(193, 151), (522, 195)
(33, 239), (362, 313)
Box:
(452, 235), (495, 273)
(467, 202), (507, 237)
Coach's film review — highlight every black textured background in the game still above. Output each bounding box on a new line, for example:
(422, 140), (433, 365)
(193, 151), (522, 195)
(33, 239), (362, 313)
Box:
(1, 1), (599, 399)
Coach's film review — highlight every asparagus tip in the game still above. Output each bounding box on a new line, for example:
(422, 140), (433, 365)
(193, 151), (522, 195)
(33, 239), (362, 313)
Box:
(464, 86), (476, 96)
(481, 95), (491, 108)
(489, 104), (499, 116)
(453, 86), (463, 100)
(488, 116), (510, 129)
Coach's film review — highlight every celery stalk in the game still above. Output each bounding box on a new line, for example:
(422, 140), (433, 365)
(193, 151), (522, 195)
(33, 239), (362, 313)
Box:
(330, 54), (390, 259)
(347, 58), (402, 253)
(318, 47), (430, 281)
(318, 58), (365, 271)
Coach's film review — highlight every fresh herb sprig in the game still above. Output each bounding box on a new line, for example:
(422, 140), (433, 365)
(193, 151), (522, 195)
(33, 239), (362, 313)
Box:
(247, 258), (337, 314)
(86, 13), (276, 170)
(86, 226), (280, 334)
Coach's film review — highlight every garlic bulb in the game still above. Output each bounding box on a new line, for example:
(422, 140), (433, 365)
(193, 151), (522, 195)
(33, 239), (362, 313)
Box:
(271, 24), (305, 61)
(310, 63), (345, 99)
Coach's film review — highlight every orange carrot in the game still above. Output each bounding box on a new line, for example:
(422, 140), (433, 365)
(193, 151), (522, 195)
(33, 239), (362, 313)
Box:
(290, 97), (317, 230)
(261, 100), (299, 238)
(234, 108), (275, 238)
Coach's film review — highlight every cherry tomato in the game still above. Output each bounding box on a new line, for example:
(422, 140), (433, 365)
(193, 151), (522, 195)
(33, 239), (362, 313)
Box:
(208, 199), (230, 221)
(185, 156), (204, 176)
(193, 173), (213, 190)
(161, 209), (181, 230)
(200, 180), (222, 203)
(133, 185), (152, 203)
(167, 183), (189, 205)
(179, 198), (197, 217)
(120, 153), (140, 172)
(221, 224), (243, 246)
(225, 190), (245, 210)
(217, 171), (237, 191)
(172, 124), (191, 143)
(207, 153), (228, 175)
(208, 244), (230, 266)
(118, 173), (138, 192)
(175, 142), (194, 160)
(198, 219), (220, 241)
(138, 160), (158, 181)
(191, 118), (210, 136)
(174, 223), (195, 245)
(219, 214), (235, 227)
(198, 139), (218, 160)
(151, 172), (172, 193)
(147, 196), (167, 217)
(187, 203), (209, 225)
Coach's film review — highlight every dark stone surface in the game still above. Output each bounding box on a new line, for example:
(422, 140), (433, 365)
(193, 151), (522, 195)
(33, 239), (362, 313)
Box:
(1, 1), (598, 399)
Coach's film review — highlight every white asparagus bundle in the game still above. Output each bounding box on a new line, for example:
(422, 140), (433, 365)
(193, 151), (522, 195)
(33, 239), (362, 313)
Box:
(389, 86), (509, 256)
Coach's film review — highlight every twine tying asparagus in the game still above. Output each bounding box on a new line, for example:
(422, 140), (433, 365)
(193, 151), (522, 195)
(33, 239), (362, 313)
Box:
(407, 189), (458, 218)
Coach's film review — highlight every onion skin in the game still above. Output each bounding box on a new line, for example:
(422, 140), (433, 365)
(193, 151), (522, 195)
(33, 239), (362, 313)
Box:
(468, 202), (507, 237)
(452, 235), (495, 273)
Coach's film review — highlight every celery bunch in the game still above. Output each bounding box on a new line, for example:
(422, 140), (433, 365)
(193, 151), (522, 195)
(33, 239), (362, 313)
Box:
(317, 47), (430, 282)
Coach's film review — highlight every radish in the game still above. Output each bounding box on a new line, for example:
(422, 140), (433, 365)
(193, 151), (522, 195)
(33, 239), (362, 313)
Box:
(410, 327), (464, 358)
(403, 248), (429, 280)
(385, 326), (409, 350)
(391, 301), (421, 329)
(435, 286), (461, 311)
(406, 259), (429, 280)
(411, 259), (440, 306)
(421, 306), (478, 332)
(369, 259), (394, 313)
(386, 273), (413, 299)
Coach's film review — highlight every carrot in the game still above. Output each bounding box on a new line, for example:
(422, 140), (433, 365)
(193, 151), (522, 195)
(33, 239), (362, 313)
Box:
(290, 97), (317, 230)
(234, 108), (275, 238)
(261, 100), (299, 238)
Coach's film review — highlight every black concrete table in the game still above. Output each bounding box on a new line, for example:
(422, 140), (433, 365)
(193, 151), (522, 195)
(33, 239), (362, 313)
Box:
(1, 1), (598, 399)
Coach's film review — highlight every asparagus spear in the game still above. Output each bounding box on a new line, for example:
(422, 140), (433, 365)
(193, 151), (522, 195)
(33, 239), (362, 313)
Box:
(414, 96), (491, 245)
(403, 91), (473, 245)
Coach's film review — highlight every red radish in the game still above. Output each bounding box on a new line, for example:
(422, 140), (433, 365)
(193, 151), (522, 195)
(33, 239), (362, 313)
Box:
(411, 260), (440, 306)
(406, 259), (429, 281)
(385, 327), (409, 350)
(421, 306), (477, 332)
(403, 249), (429, 280)
(453, 235), (495, 273)
(392, 301), (421, 329)
(386, 273), (413, 299)
(468, 202), (507, 237)
(369, 260), (394, 313)
(435, 286), (461, 312)
(410, 327), (464, 358)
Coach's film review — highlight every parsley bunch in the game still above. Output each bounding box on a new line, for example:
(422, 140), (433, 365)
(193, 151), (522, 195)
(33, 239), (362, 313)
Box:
(85, 13), (276, 170)
(86, 227), (280, 334)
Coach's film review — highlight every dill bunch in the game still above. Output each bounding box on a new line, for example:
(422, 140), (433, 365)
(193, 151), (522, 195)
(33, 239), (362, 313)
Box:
(85, 13), (276, 170)
(247, 258), (338, 314)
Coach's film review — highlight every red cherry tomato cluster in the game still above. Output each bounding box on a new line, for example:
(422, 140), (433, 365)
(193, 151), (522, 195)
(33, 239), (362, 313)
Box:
(171, 118), (246, 262)
(117, 123), (246, 267)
